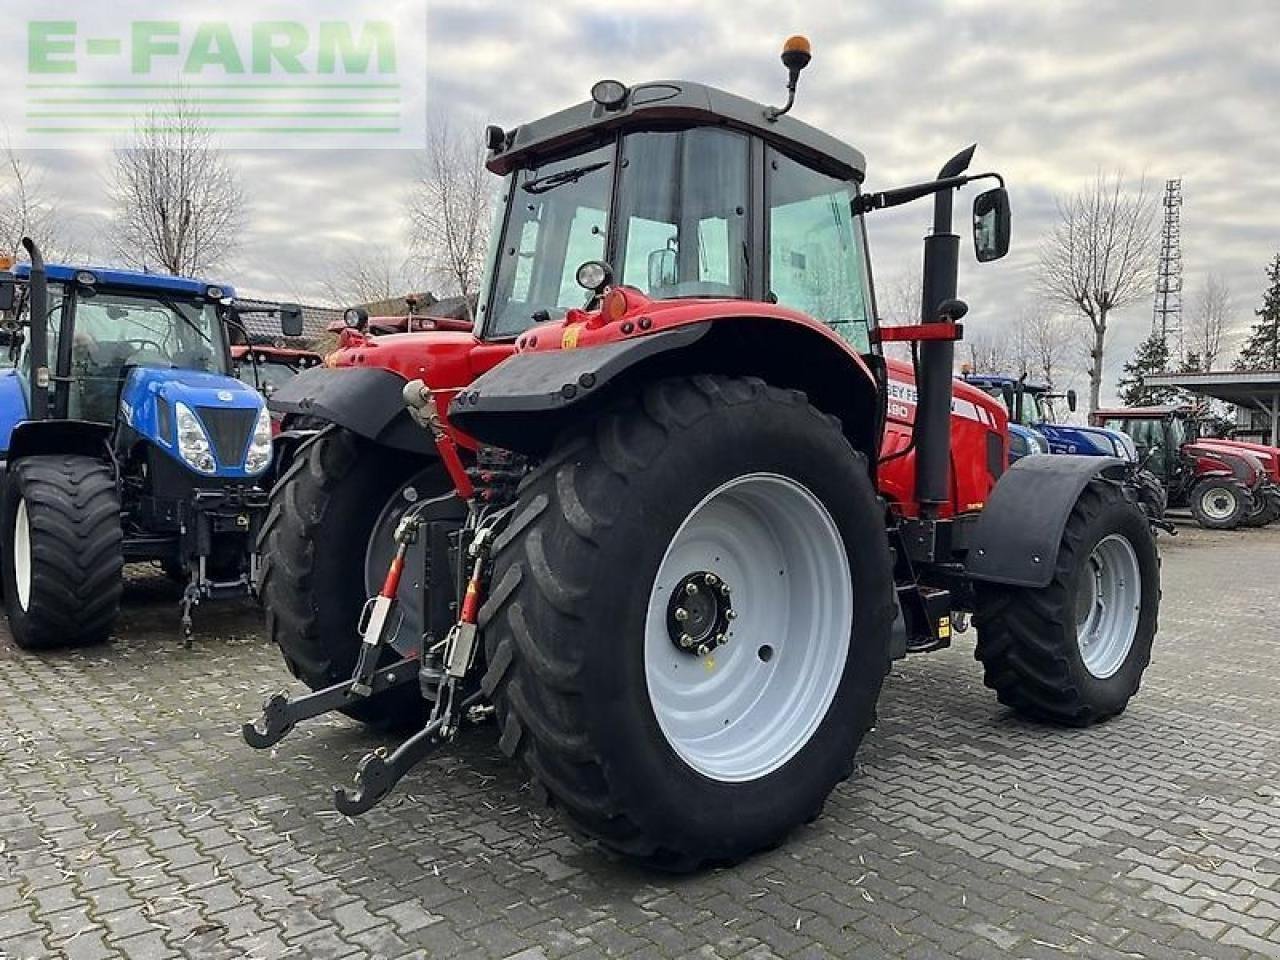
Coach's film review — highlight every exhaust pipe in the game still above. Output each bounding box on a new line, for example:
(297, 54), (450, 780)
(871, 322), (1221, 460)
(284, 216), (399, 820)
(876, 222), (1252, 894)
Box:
(21, 237), (49, 420)
(914, 146), (975, 518)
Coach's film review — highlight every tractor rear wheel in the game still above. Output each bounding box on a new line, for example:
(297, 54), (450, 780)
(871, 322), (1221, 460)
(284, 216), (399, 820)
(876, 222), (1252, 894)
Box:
(1242, 489), (1280, 528)
(1, 455), (123, 650)
(479, 376), (895, 870)
(258, 427), (457, 727)
(1189, 478), (1247, 529)
(974, 480), (1159, 726)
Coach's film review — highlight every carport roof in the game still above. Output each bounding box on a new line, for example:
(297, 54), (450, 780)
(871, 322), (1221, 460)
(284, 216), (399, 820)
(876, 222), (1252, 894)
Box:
(1144, 369), (1280, 405)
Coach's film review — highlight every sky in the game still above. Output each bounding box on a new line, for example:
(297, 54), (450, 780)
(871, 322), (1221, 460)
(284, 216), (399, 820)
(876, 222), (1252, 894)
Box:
(5, 0), (1280, 404)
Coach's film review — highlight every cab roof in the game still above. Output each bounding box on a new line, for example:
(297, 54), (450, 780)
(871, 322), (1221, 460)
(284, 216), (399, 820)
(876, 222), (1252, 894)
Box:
(1093, 405), (1189, 418)
(14, 263), (233, 299)
(963, 374), (1049, 393)
(488, 80), (867, 183)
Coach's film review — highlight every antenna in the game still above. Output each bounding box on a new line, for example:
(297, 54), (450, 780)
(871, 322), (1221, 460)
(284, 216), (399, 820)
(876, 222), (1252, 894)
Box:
(1152, 178), (1183, 359)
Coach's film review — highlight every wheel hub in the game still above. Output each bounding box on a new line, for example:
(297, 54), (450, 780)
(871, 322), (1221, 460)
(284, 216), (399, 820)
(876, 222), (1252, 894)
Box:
(667, 571), (735, 656)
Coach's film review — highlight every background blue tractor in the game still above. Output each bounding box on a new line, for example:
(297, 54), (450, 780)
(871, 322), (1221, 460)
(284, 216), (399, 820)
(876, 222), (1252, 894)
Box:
(961, 373), (1138, 461)
(0, 239), (303, 648)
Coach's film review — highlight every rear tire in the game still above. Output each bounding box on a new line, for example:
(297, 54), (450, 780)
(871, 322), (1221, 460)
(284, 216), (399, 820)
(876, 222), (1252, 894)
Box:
(1242, 489), (1279, 528)
(479, 376), (895, 870)
(1, 456), (123, 650)
(258, 427), (456, 727)
(1189, 478), (1247, 530)
(974, 480), (1159, 726)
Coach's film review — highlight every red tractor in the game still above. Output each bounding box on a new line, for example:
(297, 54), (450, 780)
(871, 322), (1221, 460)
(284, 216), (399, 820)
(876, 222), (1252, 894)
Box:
(1093, 405), (1276, 528)
(247, 40), (1160, 869)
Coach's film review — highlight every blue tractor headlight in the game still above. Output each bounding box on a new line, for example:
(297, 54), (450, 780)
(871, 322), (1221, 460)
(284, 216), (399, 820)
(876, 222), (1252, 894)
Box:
(174, 402), (217, 474)
(244, 405), (273, 474)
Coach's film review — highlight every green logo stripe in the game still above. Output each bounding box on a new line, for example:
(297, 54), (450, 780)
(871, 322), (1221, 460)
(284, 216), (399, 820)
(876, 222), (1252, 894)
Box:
(28, 110), (400, 118)
(27, 82), (401, 89)
(27, 126), (403, 134)
(29, 97), (400, 104)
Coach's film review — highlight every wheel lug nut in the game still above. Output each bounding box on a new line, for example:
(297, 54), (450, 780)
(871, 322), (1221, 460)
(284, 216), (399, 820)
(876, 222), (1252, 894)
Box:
(679, 633), (693, 647)
(704, 573), (719, 586)
(726, 609), (737, 620)
(674, 608), (689, 622)
(719, 584), (730, 595)
(696, 644), (710, 656)
(686, 583), (699, 596)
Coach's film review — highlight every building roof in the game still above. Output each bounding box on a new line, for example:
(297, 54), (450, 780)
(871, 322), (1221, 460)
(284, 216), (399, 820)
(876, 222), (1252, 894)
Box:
(1145, 370), (1280, 406)
(489, 80), (867, 182)
(234, 297), (342, 345)
(16, 262), (233, 298)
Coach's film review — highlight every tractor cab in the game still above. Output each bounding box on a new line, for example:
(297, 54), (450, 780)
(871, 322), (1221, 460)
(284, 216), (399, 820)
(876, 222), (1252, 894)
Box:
(5, 264), (238, 434)
(478, 80), (880, 351)
(0, 247), (304, 646)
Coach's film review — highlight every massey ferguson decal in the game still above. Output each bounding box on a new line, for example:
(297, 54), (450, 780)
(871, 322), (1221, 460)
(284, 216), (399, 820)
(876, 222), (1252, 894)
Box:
(888, 378), (994, 427)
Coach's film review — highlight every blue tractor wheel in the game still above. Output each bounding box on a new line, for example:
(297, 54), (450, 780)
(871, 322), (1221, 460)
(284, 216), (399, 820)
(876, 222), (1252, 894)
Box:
(1, 455), (123, 649)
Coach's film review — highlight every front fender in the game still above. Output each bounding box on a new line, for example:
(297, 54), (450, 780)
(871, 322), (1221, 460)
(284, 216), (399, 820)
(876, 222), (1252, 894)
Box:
(966, 454), (1127, 589)
(269, 365), (432, 454)
(449, 324), (710, 453)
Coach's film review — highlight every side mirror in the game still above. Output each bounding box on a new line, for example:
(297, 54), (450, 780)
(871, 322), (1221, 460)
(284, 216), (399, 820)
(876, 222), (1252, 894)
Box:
(1066, 389), (1078, 413)
(0, 274), (15, 313)
(972, 187), (1011, 263)
(647, 248), (678, 292)
(280, 303), (304, 338)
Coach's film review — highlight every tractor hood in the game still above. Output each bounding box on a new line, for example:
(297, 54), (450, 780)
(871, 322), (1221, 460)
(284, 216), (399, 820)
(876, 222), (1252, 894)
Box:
(1197, 439), (1280, 483)
(1184, 441), (1265, 489)
(120, 367), (269, 478)
(1037, 423), (1138, 462)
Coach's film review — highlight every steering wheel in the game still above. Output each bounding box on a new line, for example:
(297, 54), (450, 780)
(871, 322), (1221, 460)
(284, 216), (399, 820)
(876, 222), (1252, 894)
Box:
(125, 338), (166, 355)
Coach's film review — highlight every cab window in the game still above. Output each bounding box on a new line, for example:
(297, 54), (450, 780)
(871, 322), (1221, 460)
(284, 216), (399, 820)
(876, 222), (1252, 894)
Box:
(486, 143), (614, 338)
(766, 149), (873, 352)
(615, 128), (750, 299)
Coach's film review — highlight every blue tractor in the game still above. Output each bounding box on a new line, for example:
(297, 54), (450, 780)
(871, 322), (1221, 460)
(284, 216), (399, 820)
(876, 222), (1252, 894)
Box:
(961, 373), (1138, 461)
(0, 239), (303, 648)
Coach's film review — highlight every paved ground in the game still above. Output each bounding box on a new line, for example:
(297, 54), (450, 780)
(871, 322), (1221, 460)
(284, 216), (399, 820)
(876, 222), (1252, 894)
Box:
(1, 519), (1277, 960)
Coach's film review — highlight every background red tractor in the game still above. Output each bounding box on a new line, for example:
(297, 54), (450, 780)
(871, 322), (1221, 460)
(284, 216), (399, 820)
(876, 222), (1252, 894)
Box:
(249, 40), (1161, 869)
(1093, 406), (1275, 528)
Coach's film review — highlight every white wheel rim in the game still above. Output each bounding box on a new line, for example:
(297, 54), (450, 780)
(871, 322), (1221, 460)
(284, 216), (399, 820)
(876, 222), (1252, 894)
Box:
(1074, 533), (1141, 679)
(1200, 486), (1237, 521)
(14, 498), (31, 612)
(643, 473), (853, 783)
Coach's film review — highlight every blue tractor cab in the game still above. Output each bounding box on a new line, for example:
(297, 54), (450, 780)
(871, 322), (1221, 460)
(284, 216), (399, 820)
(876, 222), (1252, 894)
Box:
(0, 240), (303, 647)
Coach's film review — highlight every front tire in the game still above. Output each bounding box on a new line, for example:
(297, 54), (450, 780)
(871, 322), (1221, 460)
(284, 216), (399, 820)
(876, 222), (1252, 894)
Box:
(1189, 478), (1247, 530)
(2, 456), (123, 650)
(480, 376), (895, 869)
(258, 427), (457, 726)
(974, 480), (1159, 726)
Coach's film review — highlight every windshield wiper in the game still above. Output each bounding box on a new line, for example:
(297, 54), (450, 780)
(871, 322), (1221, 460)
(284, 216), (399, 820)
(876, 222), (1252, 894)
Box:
(158, 297), (212, 345)
(522, 161), (610, 195)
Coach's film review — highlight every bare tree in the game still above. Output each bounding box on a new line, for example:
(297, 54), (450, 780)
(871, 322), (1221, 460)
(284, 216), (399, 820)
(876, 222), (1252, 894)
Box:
(0, 146), (64, 262)
(321, 243), (422, 307)
(964, 332), (1015, 377)
(1021, 308), (1075, 390)
(109, 99), (244, 276)
(1188, 273), (1232, 371)
(876, 267), (923, 362)
(1039, 172), (1158, 412)
(407, 122), (492, 319)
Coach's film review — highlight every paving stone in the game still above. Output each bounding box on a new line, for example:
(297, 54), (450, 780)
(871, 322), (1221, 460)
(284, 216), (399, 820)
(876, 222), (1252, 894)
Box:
(0, 526), (1275, 958)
